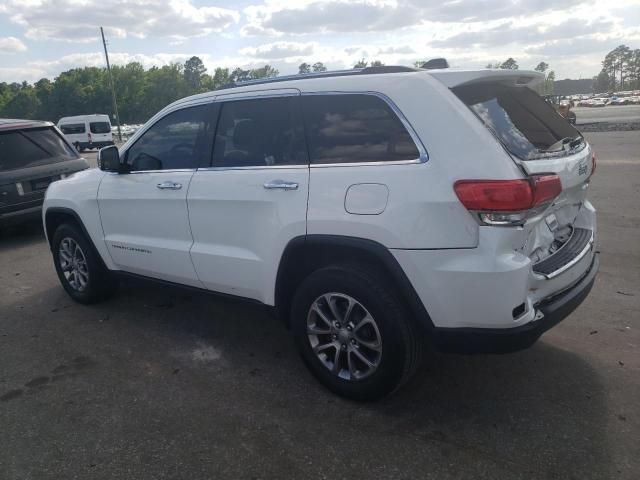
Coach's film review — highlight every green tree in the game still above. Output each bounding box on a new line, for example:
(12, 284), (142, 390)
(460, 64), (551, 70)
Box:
(500, 58), (519, 70)
(212, 68), (230, 88)
(250, 65), (279, 79)
(535, 62), (549, 73)
(312, 62), (327, 72)
(370, 60), (384, 67)
(184, 56), (207, 92)
(354, 58), (368, 68)
(298, 62), (311, 74)
(593, 70), (611, 93)
(230, 67), (251, 83)
(544, 71), (555, 95)
(3, 85), (41, 119)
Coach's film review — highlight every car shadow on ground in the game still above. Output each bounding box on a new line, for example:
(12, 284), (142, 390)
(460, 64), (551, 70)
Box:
(0, 220), (46, 252)
(2, 274), (612, 479)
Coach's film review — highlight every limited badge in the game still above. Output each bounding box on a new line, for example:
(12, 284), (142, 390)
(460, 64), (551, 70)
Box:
(578, 160), (588, 175)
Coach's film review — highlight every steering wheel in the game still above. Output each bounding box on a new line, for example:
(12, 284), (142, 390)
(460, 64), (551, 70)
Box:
(169, 143), (194, 155)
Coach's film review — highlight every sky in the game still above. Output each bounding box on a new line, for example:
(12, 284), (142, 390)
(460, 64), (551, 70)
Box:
(0, 0), (639, 83)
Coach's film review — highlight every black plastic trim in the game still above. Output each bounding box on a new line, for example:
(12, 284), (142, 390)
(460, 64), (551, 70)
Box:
(114, 271), (265, 306)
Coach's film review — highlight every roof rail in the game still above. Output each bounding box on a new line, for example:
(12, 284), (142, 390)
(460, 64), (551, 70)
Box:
(217, 65), (420, 90)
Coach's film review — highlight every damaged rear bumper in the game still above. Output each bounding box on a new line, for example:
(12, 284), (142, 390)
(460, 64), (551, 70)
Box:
(433, 253), (599, 354)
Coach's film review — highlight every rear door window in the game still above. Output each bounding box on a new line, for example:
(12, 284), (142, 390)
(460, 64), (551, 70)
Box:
(452, 83), (583, 160)
(90, 122), (111, 134)
(302, 94), (419, 164)
(0, 127), (79, 171)
(60, 123), (85, 134)
(212, 96), (307, 167)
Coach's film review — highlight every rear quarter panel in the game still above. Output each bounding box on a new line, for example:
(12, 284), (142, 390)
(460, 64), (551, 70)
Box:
(304, 74), (525, 249)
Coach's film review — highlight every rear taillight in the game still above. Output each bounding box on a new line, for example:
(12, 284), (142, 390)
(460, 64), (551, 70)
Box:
(454, 175), (562, 226)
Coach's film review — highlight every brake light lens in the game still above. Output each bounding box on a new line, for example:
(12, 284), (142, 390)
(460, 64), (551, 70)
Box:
(454, 175), (562, 226)
(531, 175), (563, 206)
(453, 179), (533, 211)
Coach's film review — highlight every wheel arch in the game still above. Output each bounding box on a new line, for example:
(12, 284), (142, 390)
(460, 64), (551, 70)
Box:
(274, 235), (434, 332)
(44, 207), (111, 271)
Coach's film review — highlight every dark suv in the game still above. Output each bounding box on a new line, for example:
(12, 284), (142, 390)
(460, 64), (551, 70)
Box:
(0, 119), (89, 227)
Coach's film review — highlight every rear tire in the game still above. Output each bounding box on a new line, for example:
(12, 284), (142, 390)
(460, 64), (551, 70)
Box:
(291, 264), (423, 401)
(51, 223), (117, 304)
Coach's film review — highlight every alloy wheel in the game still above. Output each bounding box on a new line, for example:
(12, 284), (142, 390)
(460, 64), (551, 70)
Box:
(59, 237), (89, 292)
(306, 293), (382, 381)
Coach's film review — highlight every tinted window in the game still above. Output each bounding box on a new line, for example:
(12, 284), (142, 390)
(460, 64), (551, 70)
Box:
(90, 122), (111, 134)
(0, 127), (79, 171)
(303, 94), (419, 164)
(60, 123), (85, 134)
(126, 105), (210, 171)
(212, 97), (307, 167)
(453, 84), (583, 160)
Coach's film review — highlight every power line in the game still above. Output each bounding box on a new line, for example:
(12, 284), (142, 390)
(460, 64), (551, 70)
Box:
(100, 27), (122, 143)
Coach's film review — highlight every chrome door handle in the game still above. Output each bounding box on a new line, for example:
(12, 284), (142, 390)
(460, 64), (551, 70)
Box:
(263, 180), (299, 190)
(156, 181), (182, 190)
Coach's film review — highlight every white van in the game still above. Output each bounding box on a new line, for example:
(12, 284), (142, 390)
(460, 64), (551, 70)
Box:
(57, 114), (114, 152)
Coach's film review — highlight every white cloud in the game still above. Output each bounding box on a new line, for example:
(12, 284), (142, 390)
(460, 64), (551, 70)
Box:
(240, 41), (316, 59)
(0, 36), (27, 54)
(3, 0), (239, 42)
(241, 0), (589, 36)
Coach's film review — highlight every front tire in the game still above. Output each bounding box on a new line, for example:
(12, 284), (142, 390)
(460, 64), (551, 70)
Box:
(291, 264), (423, 401)
(51, 223), (117, 304)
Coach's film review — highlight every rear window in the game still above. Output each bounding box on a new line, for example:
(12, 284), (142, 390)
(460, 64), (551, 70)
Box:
(302, 94), (420, 164)
(0, 127), (79, 171)
(60, 123), (85, 134)
(90, 122), (111, 134)
(453, 84), (583, 160)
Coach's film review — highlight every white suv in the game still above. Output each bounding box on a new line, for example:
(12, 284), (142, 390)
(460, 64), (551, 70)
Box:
(43, 66), (598, 400)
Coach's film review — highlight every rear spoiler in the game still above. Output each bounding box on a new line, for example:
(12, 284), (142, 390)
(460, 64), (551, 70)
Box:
(427, 69), (544, 89)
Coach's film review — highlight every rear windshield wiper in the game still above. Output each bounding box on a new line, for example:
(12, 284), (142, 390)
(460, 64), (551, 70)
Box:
(540, 136), (584, 153)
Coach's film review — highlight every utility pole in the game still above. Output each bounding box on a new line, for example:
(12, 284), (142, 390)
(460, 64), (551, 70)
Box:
(100, 27), (122, 143)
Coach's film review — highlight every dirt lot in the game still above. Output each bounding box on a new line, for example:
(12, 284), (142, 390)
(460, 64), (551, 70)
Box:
(1, 131), (638, 479)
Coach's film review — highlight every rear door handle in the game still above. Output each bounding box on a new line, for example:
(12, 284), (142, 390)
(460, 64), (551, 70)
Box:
(263, 180), (299, 190)
(156, 181), (182, 190)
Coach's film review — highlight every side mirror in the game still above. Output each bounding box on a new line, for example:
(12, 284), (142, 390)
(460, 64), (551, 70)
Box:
(98, 145), (121, 172)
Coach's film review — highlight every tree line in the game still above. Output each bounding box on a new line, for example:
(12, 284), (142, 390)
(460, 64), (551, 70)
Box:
(0, 57), (278, 124)
(593, 45), (640, 92)
(2, 46), (639, 124)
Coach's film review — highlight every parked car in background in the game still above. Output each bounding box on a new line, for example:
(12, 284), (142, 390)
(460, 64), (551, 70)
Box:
(589, 98), (608, 107)
(609, 96), (629, 106)
(0, 119), (88, 227)
(43, 67), (598, 400)
(57, 114), (114, 152)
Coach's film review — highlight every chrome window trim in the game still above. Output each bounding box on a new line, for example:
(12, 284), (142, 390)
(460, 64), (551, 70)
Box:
(301, 90), (429, 167)
(127, 168), (196, 174)
(213, 88), (301, 102)
(198, 165), (308, 172)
